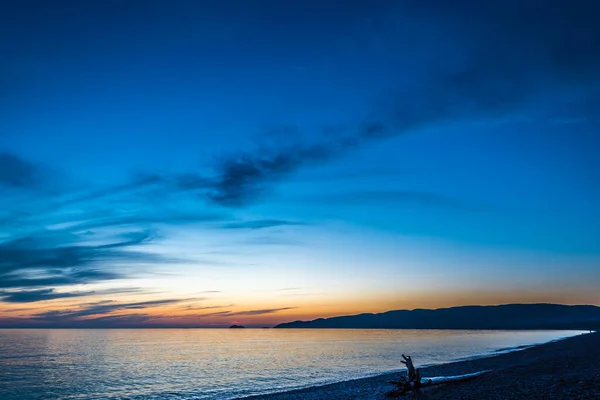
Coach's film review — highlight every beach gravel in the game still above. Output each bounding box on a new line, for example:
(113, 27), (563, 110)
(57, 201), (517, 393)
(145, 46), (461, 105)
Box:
(239, 331), (600, 400)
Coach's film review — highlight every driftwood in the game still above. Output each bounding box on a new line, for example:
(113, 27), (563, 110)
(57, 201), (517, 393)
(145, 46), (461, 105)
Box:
(387, 354), (490, 397)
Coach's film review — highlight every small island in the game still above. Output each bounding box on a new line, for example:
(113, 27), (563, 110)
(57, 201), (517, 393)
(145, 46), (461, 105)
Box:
(229, 324), (245, 329)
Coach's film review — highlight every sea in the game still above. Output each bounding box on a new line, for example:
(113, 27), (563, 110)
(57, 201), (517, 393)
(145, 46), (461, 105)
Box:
(0, 329), (583, 399)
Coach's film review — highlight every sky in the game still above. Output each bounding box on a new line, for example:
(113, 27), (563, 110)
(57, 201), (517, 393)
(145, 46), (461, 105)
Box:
(1, 0), (599, 328)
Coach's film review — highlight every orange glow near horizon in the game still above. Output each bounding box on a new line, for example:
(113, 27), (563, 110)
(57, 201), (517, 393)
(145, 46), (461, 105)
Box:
(2, 232), (599, 328)
(3, 284), (599, 328)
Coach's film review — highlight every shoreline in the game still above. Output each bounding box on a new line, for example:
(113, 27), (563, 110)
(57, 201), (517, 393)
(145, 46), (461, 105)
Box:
(239, 331), (599, 399)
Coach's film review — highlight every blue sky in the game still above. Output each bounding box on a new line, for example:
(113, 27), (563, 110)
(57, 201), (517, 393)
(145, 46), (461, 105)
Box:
(1, 0), (599, 327)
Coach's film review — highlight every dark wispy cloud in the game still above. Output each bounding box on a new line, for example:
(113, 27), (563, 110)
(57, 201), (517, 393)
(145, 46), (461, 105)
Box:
(0, 161), (224, 305)
(0, 228), (171, 290)
(0, 152), (40, 189)
(0, 288), (94, 303)
(32, 298), (195, 322)
(205, 141), (340, 207)
(188, 1), (600, 208)
(0, 287), (142, 303)
(12, 4), (592, 217)
(201, 123), (386, 207)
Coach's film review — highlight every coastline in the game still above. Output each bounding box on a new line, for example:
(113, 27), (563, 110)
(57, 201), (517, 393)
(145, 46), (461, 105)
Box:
(239, 331), (599, 399)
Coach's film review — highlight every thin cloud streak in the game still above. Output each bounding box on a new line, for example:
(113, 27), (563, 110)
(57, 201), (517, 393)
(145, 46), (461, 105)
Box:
(219, 219), (304, 230)
(195, 307), (296, 317)
(32, 298), (198, 321)
(184, 304), (233, 311)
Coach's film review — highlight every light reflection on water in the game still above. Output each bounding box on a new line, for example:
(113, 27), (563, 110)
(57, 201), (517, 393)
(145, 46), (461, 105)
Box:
(0, 329), (582, 399)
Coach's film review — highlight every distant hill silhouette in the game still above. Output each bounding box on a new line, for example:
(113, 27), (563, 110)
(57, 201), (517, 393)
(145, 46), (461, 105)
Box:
(274, 304), (600, 330)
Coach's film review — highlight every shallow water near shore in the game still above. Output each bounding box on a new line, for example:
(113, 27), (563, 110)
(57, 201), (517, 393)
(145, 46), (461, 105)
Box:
(0, 329), (583, 399)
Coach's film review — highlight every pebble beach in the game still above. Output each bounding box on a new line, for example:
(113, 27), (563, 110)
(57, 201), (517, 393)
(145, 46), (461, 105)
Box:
(241, 331), (599, 400)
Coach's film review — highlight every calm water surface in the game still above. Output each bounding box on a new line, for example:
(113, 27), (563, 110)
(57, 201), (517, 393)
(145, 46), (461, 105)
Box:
(0, 329), (582, 399)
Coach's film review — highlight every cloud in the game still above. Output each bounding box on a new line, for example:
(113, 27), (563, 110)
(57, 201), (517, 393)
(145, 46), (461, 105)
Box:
(0, 288), (94, 303)
(225, 307), (297, 316)
(32, 298), (194, 321)
(195, 310), (234, 317)
(0, 156), (223, 301)
(241, 236), (304, 246)
(74, 313), (152, 326)
(205, 139), (341, 207)
(219, 219), (304, 230)
(186, 1), (600, 208)
(2, 0), (599, 326)
(185, 303), (233, 311)
(196, 307), (296, 317)
(396, 0), (600, 117)
(0, 152), (40, 189)
(66, 212), (222, 232)
(0, 287), (143, 303)
(18, 2), (594, 214)
(0, 313), (154, 328)
(0, 313), (152, 328)
(0, 228), (171, 289)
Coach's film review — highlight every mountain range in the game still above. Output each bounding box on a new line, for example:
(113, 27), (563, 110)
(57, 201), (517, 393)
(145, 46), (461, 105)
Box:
(274, 304), (600, 330)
